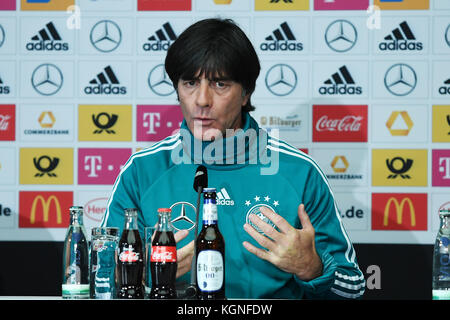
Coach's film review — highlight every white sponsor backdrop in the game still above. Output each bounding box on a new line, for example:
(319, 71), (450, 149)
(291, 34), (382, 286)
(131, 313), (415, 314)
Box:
(0, 0), (449, 244)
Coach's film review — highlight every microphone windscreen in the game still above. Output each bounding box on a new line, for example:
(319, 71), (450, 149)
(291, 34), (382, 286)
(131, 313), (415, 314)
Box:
(193, 165), (208, 192)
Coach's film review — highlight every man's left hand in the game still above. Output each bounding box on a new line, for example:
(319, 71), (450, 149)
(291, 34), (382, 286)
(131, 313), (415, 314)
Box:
(243, 204), (323, 281)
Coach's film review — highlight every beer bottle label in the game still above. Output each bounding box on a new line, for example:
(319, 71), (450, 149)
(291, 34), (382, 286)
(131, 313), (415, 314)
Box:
(151, 246), (177, 262)
(202, 203), (218, 224)
(197, 250), (224, 292)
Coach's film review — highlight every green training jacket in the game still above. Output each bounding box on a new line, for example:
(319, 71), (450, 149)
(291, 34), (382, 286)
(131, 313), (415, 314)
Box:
(102, 112), (365, 299)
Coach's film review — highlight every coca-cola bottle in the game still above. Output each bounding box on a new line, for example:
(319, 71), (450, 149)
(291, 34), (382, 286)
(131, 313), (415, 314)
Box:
(116, 208), (144, 299)
(149, 208), (177, 299)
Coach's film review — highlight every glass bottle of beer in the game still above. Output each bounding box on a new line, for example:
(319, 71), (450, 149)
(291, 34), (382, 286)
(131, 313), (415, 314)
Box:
(196, 188), (226, 300)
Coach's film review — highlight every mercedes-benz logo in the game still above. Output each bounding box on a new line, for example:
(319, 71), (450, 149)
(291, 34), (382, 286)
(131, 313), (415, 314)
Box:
(31, 63), (63, 96)
(384, 63), (417, 96)
(169, 201), (196, 231)
(148, 64), (175, 96)
(325, 20), (357, 53)
(0, 25), (5, 49)
(265, 64), (297, 96)
(445, 24), (450, 48)
(90, 20), (122, 53)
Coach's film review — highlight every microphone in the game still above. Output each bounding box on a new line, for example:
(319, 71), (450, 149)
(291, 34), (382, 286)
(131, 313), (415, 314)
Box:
(185, 165), (207, 299)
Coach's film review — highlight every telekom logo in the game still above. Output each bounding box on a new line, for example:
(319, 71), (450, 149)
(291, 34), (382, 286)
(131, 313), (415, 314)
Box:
(315, 115), (363, 132)
(137, 105), (183, 142)
(433, 150), (450, 186)
(78, 148), (131, 185)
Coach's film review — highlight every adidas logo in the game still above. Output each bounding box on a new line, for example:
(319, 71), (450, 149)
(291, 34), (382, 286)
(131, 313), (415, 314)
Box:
(439, 78), (450, 95)
(319, 65), (362, 95)
(26, 22), (69, 52)
(260, 22), (303, 52)
(216, 188), (235, 206)
(84, 65), (127, 95)
(379, 21), (423, 51)
(142, 22), (177, 52)
(0, 76), (10, 95)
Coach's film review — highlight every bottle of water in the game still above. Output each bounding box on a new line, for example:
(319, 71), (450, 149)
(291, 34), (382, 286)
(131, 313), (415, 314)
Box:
(432, 209), (450, 300)
(62, 206), (90, 299)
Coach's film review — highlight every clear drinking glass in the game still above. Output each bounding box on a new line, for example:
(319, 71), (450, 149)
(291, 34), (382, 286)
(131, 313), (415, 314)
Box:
(90, 227), (119, 299)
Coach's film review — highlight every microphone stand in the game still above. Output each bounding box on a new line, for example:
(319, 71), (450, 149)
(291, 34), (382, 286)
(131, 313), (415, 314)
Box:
(184, 185), (202, 299)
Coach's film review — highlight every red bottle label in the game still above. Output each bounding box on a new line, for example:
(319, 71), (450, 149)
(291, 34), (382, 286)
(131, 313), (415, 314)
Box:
(150, 246), (177, 262)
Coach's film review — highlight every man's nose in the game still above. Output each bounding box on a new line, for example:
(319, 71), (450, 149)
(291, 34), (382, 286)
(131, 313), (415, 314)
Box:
(195, 80), (212, 108)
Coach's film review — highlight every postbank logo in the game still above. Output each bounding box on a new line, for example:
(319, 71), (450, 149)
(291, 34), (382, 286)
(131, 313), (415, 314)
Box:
(255, 0), (309, 11)
(373, 0), (429, 10)
(20, 148), (73, 184)
(372, 149), (427, 186)
(138, 0), (191, 11)
(372, 193), (427, 230)
(19, 191), (72, 228)
(432, 105), (450, 142)
(78, 105), (132, 141)
(21, 0), (74, 11)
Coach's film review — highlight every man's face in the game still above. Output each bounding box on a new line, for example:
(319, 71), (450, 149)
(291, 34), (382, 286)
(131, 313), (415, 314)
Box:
(177, 73), (249, 141)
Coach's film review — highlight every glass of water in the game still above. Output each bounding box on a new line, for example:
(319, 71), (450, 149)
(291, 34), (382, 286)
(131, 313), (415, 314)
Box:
(90, 227), (119, 299)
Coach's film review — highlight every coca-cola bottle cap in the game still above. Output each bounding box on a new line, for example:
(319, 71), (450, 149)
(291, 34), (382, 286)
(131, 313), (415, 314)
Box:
(157, 208), (171, 213)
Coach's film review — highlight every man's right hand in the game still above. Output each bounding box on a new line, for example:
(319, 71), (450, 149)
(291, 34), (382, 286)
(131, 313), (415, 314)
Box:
(174, 230), (194, 279)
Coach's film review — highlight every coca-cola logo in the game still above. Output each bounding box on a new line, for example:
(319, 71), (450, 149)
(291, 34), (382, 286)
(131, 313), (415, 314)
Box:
(150, 246), (177, 263)
(0, 115), (10, 131)
(119, 250), (139, 262)
(313, 105), (367, 142)
(315, 115), (362, 132)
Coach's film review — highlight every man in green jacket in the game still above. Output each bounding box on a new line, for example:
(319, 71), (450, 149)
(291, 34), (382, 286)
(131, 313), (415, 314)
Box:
(102, 18), (365, 299)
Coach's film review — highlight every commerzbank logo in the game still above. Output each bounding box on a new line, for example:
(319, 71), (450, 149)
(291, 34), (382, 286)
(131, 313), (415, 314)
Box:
(19, 191), (72, 228)
(372, 193), (427, 231)
(385, 111), (413, 136)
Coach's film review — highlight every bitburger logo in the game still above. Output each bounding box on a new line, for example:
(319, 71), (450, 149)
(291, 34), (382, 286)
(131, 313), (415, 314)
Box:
(84, 65), (126, 95)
